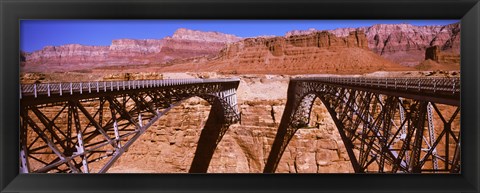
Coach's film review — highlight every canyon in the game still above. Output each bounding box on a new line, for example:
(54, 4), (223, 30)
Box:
(20, 22), (461, 173)
(287, 22), (461, 66)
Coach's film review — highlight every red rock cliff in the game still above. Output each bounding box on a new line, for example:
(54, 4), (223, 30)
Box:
(23, 28), (242, 72)
(161, 30), (407, 74)
(286, 22), (461, 66)
(219, 30), (369, 59)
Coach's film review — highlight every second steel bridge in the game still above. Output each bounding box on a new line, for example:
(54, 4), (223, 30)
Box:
(264, 77), (460, 173)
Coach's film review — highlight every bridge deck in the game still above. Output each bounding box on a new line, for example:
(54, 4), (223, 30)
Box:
(292, 77), (460, 106)
(20, 78), (241, 99)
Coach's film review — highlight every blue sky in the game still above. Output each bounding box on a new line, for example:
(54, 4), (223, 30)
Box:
(20, 20), (459, 52)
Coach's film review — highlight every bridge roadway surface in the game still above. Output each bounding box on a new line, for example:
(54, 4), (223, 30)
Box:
(20, 77), (459, 104)
(290, 77), (460, 106)
(20, 78), (240, 103)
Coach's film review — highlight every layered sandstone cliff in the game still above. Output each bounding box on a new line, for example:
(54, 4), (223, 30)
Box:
(425, 45), (460, 64)
(160, 30), (408, 74)
(286, 22), (461, 66)
(109, 98), (354, 173)
(170, 28), (241, 43)
(23, 28), (242, 72)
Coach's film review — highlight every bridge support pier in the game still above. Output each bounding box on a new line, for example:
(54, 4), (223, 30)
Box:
(263, 81), (298, 173)
(189, 101), (229, 173)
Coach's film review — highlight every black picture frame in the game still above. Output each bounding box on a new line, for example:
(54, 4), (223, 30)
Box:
(1, 0), (479, 192)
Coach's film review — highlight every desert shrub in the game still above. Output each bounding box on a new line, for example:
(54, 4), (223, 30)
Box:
(73, 69), (93, 73)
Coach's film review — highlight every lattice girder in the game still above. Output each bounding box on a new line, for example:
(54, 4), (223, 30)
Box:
(20, 79), (240, 173)
(264, 77), (460, 173)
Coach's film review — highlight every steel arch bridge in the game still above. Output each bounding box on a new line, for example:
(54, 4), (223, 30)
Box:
(264, 77), (461, 173)
(19, 78), (240, 173)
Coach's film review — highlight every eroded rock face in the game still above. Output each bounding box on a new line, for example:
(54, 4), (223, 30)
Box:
(108, 99), (353, 173)
(286, 22), (461, 66)
(26, 44), (110, 68)
(425, 46), (460, 64)
(171, 28), (241, 43)
(23, 29), (242, 72)
(218, 30), (369, 61)
(161, 30), (406, 74)
(285, 31), (368, 49)
(109, 39), (164, 55)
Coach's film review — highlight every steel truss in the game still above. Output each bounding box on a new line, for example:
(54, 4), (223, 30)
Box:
(20, 79), (240, 173)
(264, 77), (460, 173)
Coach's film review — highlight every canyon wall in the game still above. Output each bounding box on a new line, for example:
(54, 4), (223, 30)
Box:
(23, 28), (242, 72)
(170, 28), (241, 43)
(425, 45), (461, 64)
(218, 30), (368, 59)
(160, 30), (408, 74)
(109, 99), (353, 173)
(286, 22), (461, 66)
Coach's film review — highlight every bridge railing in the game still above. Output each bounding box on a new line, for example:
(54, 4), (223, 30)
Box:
(20, 78), (240, 99)
(295, 77), (460, 95)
